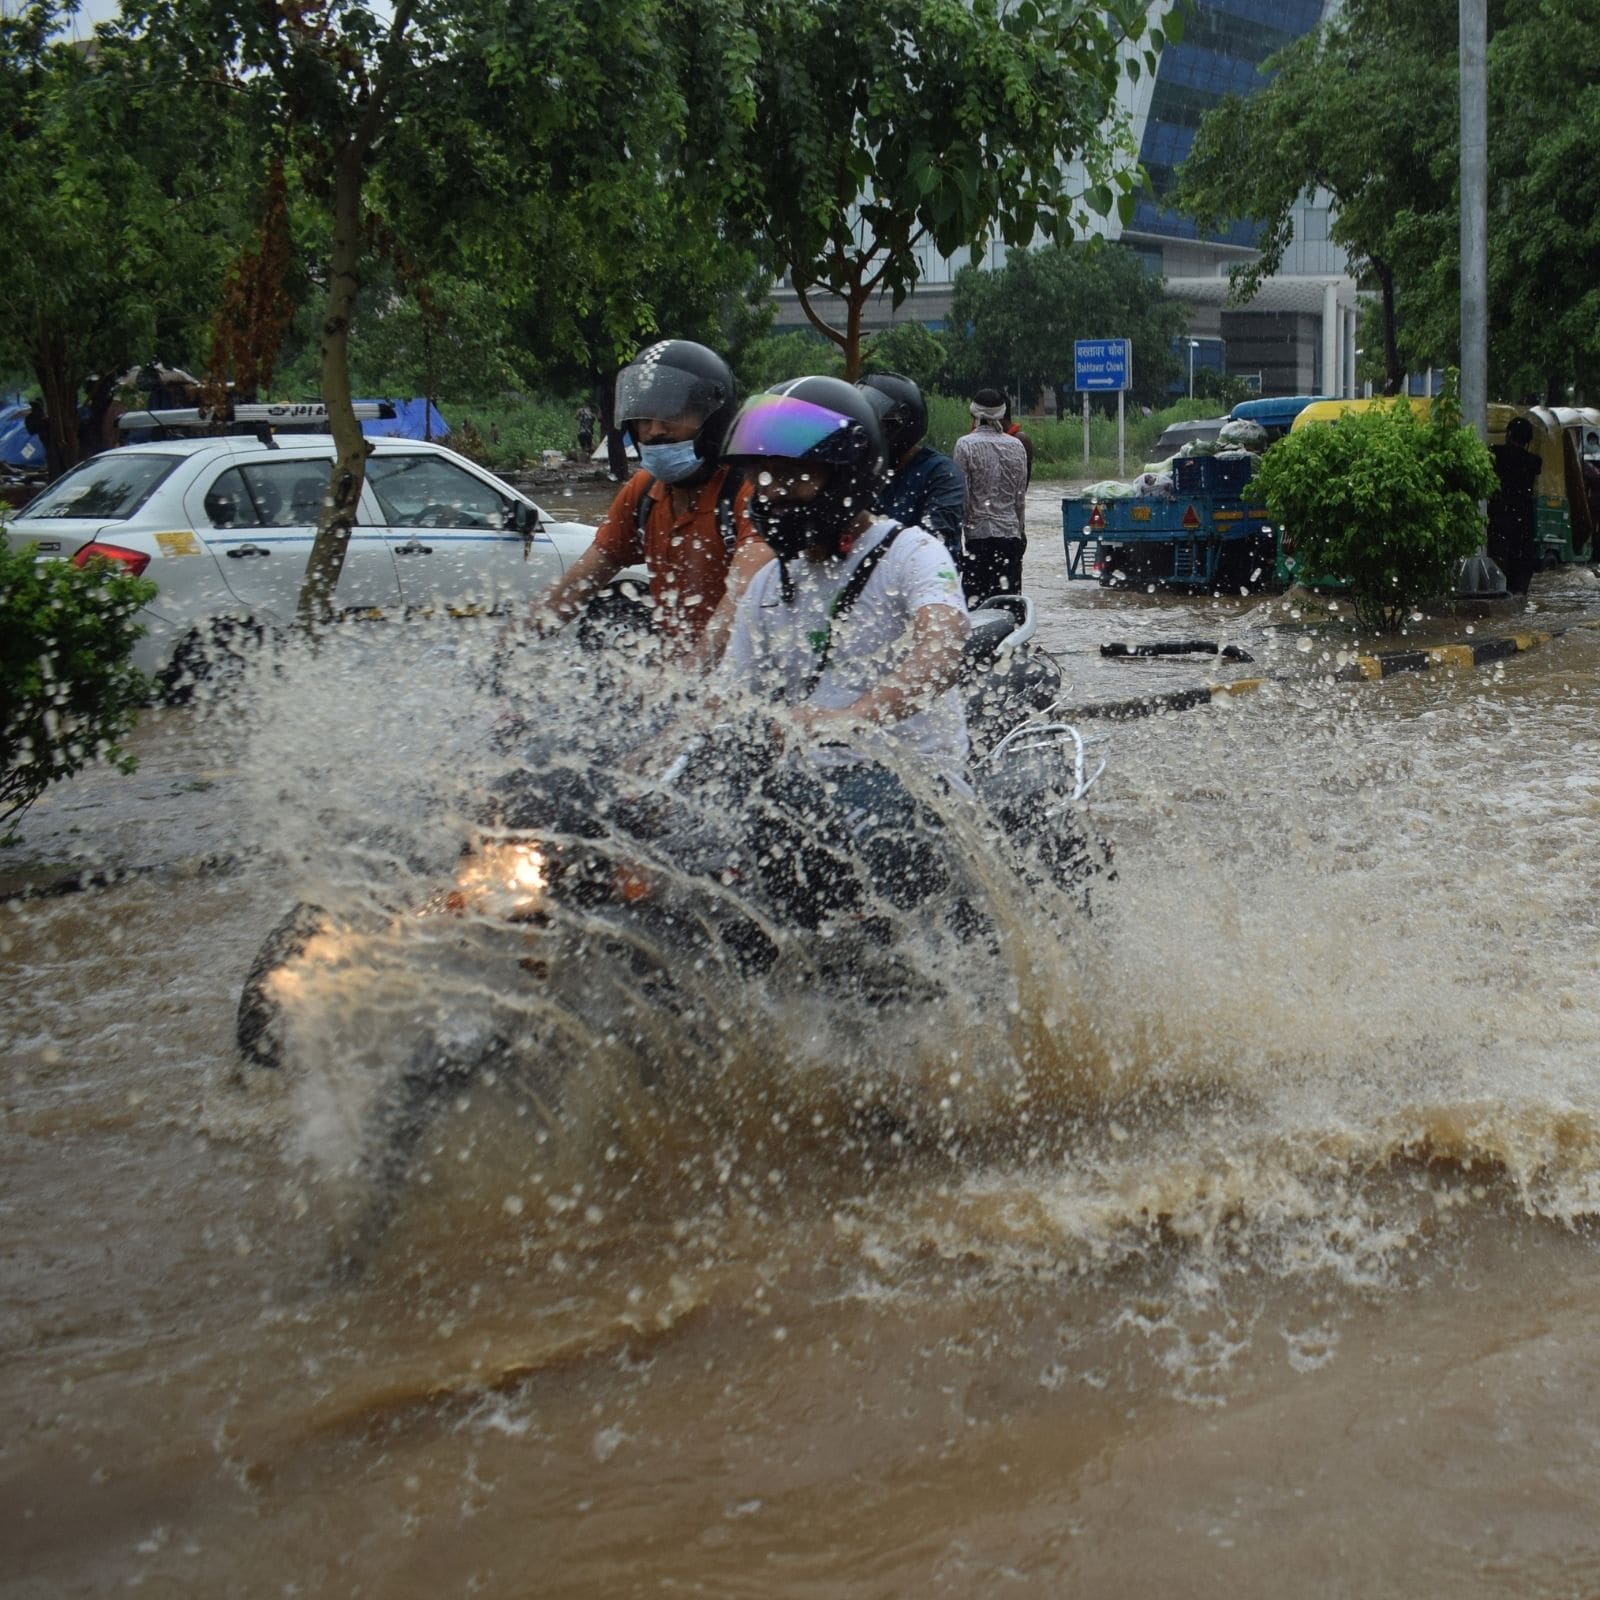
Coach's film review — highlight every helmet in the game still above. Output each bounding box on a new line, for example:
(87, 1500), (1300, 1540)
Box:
(857, 371), (928, 462)
(613, 340), (737, 464)
(720, 376), (887, 561)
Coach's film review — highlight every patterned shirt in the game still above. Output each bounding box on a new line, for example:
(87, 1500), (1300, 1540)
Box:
(953, 426), (1029, 543)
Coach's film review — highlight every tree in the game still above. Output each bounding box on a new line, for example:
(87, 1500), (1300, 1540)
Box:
(0, 1), (243, 476)
(1172, 0), (1600, 404)
(1170, 0), (1455, 398)
(350, 274), (526, 412)
(1480, 0), (1600, 401)
(860, 322), (950, 394)
(944, 243), (1185, 410)
(1252, 382), (1496, 633)
(735, 330), (845, 394)
(123, 0), (754, 618)
(721, 0), (1164, 379)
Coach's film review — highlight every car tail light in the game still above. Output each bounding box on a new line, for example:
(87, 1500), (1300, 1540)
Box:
(71, 540), (151, 577)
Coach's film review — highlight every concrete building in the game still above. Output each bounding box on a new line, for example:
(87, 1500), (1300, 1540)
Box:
(772, 0), (1364, 399)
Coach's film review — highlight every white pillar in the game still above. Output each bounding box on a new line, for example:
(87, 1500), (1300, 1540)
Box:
(1321, 281), (1339, 398)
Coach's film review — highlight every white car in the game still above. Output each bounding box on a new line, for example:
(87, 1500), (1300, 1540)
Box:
(2, 435), (633, 684)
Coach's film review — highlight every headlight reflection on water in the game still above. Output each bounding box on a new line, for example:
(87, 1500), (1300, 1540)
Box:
(451, 837), (550, 917)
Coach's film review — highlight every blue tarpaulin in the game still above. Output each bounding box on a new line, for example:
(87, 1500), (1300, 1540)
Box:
(359, 397), (450, 441)
(0, 404), (47, 468)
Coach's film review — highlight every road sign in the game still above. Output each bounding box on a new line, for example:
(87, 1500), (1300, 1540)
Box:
(1074, 338), (1132, 393)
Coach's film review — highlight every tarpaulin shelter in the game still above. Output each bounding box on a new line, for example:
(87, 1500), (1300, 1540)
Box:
(359, 398), (450, 440)
(0, 404), (47, 468)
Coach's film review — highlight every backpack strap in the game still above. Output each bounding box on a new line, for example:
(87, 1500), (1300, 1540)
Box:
(715, 466), (742, 555)
(635, 468), (741, 555)
(795, 523), (906, 702)
(632, 472), (657, 545)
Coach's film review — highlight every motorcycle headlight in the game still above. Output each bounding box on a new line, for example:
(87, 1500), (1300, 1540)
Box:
(454, 836), (549, 915)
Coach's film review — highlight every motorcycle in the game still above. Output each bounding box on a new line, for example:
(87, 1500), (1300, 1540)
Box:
(236, 593), (1109, 1244)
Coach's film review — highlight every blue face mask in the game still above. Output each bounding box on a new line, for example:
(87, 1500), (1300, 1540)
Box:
(639, 439), (702, 484)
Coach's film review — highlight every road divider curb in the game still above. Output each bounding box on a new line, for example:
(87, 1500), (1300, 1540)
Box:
(1068, 624), (1582, 723)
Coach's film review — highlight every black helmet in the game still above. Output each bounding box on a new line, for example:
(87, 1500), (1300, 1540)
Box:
(720, 376), (887, 562)
(614, 339), (737, 463)
(857, 371), (928, 462)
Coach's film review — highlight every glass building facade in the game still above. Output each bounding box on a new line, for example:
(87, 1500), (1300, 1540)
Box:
(1126, 0), (1329, 254)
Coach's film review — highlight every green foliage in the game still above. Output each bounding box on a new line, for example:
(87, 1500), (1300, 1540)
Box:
(1252, 382), (1497, 633)
(472, 395), (594, 470)
(0, 1), (246, 474)
(944, 243), (1185, 409)
(734, 330), (845, 394)
(1172, 0), (1600, 402)
(723, 0), (1155, 375)
(1480, 0), (1600, 401)
(1193, 368), (1255, 410)
(0, 543), (155, 844)
(860, 323), (950, 394)
(349, 275), (525, 404)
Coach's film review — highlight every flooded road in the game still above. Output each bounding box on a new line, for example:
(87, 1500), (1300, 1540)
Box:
(5, 485), (1600, 1597)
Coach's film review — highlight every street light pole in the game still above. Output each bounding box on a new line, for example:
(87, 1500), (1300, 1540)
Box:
(1188, 339), (1199, 399)
(1457, 0), (1505, 595)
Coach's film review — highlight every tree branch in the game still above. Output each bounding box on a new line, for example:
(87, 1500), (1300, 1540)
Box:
(794, 281), (846, 350)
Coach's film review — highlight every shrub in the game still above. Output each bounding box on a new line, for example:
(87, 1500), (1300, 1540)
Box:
(860, 323), (950, 392)
(1251, 382), (1497, 633)
(0, 543), (155, 843)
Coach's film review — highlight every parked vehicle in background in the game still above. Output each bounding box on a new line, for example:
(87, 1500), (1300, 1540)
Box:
(1277, 399), (1600, 587)
(1063, 396), (1328, 591)
(2, 436), (638, 693)
(1497, 404), (1600, 565)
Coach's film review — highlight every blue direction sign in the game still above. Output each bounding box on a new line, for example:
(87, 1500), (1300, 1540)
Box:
(1074, 338), (1132, 392)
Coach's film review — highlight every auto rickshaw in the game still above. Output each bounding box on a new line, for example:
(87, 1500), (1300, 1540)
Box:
(1487, 403), (1596, 566)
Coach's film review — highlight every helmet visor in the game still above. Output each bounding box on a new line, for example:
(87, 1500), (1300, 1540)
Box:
(722, 392), (858, 463)
(615, 360), (724, 426)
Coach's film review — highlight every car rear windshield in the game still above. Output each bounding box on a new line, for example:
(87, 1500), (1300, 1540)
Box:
(23, 454), (182, 520)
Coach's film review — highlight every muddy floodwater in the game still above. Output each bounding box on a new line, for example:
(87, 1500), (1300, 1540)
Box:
(5, 486), (1600, 1598)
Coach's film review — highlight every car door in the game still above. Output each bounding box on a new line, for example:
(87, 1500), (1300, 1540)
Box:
(363, 451), (564, 612)
(191, 456), (403, 621)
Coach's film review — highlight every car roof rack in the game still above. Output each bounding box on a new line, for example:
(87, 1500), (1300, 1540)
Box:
(116, 400), (397, 448)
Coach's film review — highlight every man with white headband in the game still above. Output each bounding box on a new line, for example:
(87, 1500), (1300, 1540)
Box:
(953, 386), (1029, 603)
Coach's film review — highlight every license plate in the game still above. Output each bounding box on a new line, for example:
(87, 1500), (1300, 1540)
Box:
(1130, 504), (1152, 522)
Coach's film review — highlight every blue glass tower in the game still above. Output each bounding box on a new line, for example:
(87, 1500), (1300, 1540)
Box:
(1126, 0), (1327, 257)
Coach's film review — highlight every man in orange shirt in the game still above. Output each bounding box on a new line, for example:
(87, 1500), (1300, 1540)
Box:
(528, 340), (770, 663)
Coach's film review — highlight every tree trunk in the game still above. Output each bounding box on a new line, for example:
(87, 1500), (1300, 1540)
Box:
(842, 289), (866, 381)
(32, 342), (81, 479)
(297, 144), (372, 630)
(1375, 259), (1402, 397)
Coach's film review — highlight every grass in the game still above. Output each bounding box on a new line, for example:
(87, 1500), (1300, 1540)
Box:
(926, 393), (1223, 476)
(427, 391), (1229, 480)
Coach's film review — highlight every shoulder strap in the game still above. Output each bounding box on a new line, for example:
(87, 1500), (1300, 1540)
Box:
(632, 472), (657, 542)
(635, 469), (740, 554)
(715, 466), (742, 554)
(795, 523), (906, 701)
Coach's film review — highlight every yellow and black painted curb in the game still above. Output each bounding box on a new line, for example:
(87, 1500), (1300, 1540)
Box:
(1070, 625), (1579, 723)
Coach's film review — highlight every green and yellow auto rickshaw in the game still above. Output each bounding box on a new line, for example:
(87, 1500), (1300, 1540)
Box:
(1487, 404), (1598, 566)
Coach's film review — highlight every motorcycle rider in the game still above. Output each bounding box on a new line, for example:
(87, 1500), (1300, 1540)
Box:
(716, 376), (971, 909)
(856, 371), (967, 570)
(527, 339), (772, 663)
